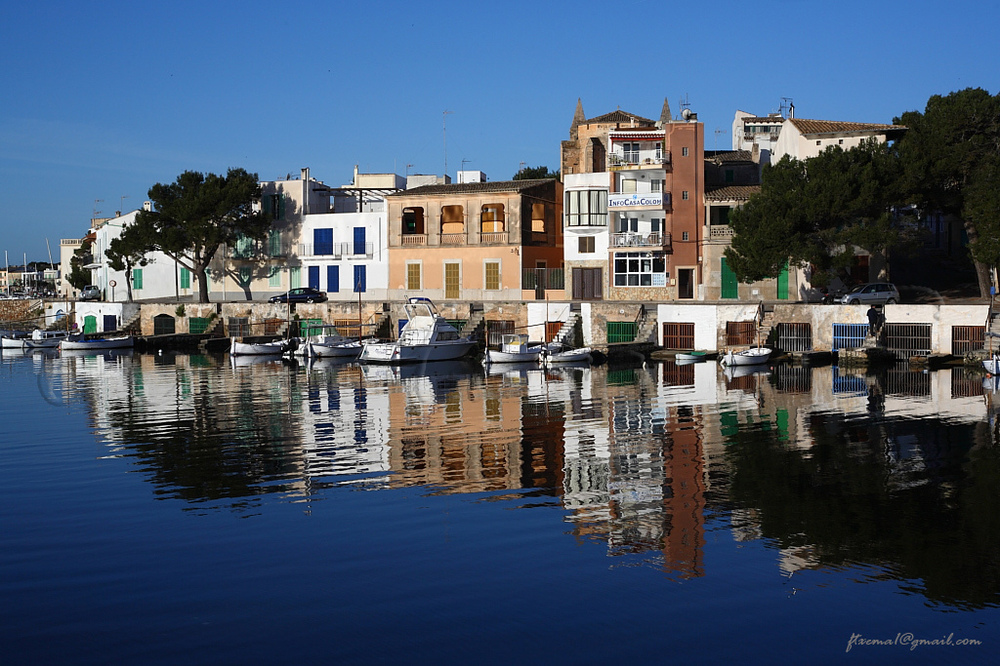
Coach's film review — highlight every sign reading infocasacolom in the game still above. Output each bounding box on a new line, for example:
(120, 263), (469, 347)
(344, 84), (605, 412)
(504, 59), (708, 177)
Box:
(608, 193), (664, 208)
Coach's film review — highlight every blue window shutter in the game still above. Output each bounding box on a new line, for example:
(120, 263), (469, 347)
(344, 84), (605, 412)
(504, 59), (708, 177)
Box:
(313, 228), (333, 255)
(354, 265), (366, 293)
(353, 227), (366, 255)
(308, 265), (320, 290)
(327, 265), (339, 293)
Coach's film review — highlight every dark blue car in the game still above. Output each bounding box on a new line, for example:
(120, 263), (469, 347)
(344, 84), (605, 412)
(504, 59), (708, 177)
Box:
(268, 287), (328, 304)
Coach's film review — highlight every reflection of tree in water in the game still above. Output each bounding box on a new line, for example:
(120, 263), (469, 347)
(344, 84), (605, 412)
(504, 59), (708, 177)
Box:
(719, 409), (1000, 608)
(105, 361), (306, 506)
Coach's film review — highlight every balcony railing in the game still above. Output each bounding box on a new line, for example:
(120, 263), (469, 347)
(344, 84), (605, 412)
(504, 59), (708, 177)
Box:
(608, 152), (671, 169)
(480, 232), (508, 244)
(709, 225), (734, 240)
(401, 233), (427, 246)
(522, 267), (565, 290)
(440, 233), (467, 246)
(611, 232), (671, 248)
(296, 242), (374, 258)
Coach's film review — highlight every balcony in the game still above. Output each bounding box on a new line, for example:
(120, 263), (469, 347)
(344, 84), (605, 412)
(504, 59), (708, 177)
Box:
(440, 233), (467, 246)
(608, 151), (671, 171)
(296, 242), (374, 258)
(611, 232), (672, 250)
(401, 233), (427, 246)
(480, 232), (509, 245)
(709, 225), (734, 241)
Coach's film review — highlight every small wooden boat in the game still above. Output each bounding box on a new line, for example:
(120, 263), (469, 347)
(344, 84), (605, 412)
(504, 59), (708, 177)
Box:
(1, 331), (29, 349)
(484, 334), (543, 364)
(305, 338), (362, 359)
(229, 337), (298, 356)
(23, 329), (71, 349)
(720, 347), (772, 366)
(675, 350), (709, 363)
(542, 343), (592, 364)
(60, 335), (134, 351)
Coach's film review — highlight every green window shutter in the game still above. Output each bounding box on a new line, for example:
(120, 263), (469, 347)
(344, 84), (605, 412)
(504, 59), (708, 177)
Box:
(132, 268), (143, 290)
(278, 194), (286, 220)
(289, 267), (301, 289)
(777, 262), (789, 300)
(269, 267), (281, 288)
(180, 267), (190, 289)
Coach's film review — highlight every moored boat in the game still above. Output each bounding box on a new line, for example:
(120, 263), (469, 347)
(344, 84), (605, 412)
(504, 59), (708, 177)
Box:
(983, 355), (1000, 375)
(60, 335), (134, 351)
(230, 337), (298, 356)
(1, 331), (29, 349)
(23, 329), (71, 349)
(720, 347), (772, 366)
(359, 297), (476, 364)
(675, 350), (709, 362)
(484, 334), (543, 364)
(542, 343), (592, 364)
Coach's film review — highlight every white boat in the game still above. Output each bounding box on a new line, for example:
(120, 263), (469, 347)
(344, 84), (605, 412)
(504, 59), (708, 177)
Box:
(484, 334), (543, 364)
(675, 350), (709, 363)
(983, 356), (1000, 375)
(60, 335), (134, 351)
(358, 297), (477, 364)
(23, 329), (71, 349)
(542, 343), (592, 364)
(720, 347), (772, 366)
(293, 328), (362, 359)
(229, 337), (298, 356)
(1, 332), (29, 349)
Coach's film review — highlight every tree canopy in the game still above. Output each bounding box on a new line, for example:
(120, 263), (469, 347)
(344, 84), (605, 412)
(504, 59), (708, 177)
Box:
(106, 221), (154, 302)
(895, 87), (1000, 294)
(725, 140), (909, 287)
(513, 165), (559, 180)
(131, 168), (270, 302)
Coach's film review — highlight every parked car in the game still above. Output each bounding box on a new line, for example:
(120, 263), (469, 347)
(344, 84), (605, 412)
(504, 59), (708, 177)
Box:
(839, 282), (899, 305)
(80, 285), (101, 301)
(268, 287), (328, 304)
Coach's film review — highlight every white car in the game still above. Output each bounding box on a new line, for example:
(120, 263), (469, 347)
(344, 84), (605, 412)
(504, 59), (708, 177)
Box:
(839, 282), (900, 305)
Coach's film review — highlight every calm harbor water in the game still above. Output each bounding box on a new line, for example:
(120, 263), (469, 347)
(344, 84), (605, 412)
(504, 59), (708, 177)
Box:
(2, 348), (999, 664)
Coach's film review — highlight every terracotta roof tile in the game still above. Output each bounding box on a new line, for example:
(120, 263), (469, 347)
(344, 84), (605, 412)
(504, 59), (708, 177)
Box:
(585, 110), (656, 126)
(788, 118), (906, 135)
(705, 185), (760, 201)
(705, 150), (754, 163)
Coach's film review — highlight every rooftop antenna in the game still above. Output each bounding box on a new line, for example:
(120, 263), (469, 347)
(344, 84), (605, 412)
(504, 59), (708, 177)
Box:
(443, 110), (453, 177)
(679, 94), (691, 116)
(406, 163), (414, 177)
(93, 199), (104, 218)
(780, 97), (794, 119)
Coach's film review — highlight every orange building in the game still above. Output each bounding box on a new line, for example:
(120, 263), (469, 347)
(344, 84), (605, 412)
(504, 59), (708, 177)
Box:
(384, 179), (564, 303)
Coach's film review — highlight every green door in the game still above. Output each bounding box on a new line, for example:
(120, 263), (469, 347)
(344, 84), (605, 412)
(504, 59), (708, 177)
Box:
(721, 258), (738, 299)
(777, 262), (789, 300)
(83, 315), (97, 334)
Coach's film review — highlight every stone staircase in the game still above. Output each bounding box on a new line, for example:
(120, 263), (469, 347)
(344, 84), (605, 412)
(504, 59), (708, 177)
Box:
(757, 308), (777, 347)
(460, 310), (486, 343)
(119, 309), (143, 334)
(551, 312), (581, 347)
(634, 308), (657, 344)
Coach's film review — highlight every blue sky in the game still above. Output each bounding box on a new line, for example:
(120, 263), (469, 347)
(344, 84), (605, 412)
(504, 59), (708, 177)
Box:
(1, 0), (996, 264)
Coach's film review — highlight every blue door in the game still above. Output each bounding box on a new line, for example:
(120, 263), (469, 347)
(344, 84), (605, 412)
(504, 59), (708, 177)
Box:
(354, 265), (366, 293)
(327, 265), (339, 293)
(308, 265), (320, 290)
(353, 227), (366, 255)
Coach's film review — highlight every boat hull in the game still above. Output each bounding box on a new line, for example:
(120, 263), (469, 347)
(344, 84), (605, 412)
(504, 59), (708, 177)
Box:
(359, 339), (477, 364)
(543, 347), (592, 364)
(984, 357), (1000, 375)
(306, 340), (362, 359)
(60, 336), (134, 351)
(485, 347), (542, 364)
(230, 338), (294, 356)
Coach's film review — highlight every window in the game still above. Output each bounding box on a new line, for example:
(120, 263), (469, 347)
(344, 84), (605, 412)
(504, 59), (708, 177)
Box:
(353, 265), (366, 293)
(314, 228), (333, 255)
(579, 236), (595, 253)
(651, 179), (663, 193)
(132, 268), (143, 290)
(407, 262), (421, 291)
(353, 227), (366, 255)
(655, 143), (662, 161)
(441, 205), (464, 234)
(682, 191), (689, 200)
(622, 142), (639, 163)
(838, 139), (844, 145)
(481, 204), (505, 233)
(445, 263), (460, 299)
(565, 190), (608, 227)
(682, 231), (689, 241)
(290, 266), (301, 289)
(263, 193), (285, 221)
(816, 140), (822, 146)
(616, 216), (638, 233)
(651, 219), (662, 234)
(269, 267), (281, 288)
(180, 267), (190, 289)
(267, 229), (282, 256)
(613, 251), (667, 287)
(682, 147), (689, 157)
(327, 265), (339, 293)
(531, 203), (546, 233)
(621, 179), (637, 193)
(485, 261), (500, 291)
(403, 207), (425, 234)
